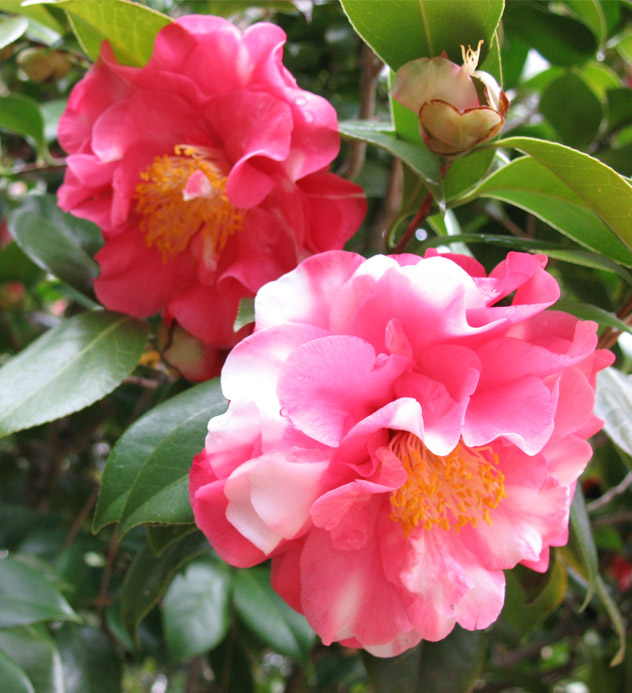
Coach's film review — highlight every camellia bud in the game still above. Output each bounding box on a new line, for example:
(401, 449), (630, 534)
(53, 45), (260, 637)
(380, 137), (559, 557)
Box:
(392, 40), (509, 157)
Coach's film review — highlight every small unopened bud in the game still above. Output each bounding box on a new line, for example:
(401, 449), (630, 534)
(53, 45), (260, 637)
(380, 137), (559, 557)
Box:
(392, 41), (509, 157)
(158, 321), (224, 382)
(18, 48), (70, 83)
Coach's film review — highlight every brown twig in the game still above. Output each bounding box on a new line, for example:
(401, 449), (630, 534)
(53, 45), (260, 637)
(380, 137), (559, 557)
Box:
(393, 191), (434, 254)
(96, 526), (119, 620)
(338, 42), (383, 180)
(61, 483), (99, 551)
(367, 158), (403, 253)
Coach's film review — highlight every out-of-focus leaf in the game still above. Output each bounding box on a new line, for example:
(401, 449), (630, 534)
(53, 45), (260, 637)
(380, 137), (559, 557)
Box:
(0, 648), (34, 693)
(234, 297), (255, 332)
(0, 16), (27, 48)
(569, 485), (598, 610)
(539, 72), (602, 147)
(564, 0), (606, 45)
(503, 1), (597, 66)
(0, 310), (149, 437)
(491, 137), (632, 252)
(0, 1), (65, 34)
(612, 31), (632, 64)
(458, 155), (632, 266)
(55, 624), (122, 693)
(233, 566), (315, 662)
(208, 636), (254, 693)
(597, 141), (632, 178)
(162, 556), (232, 662)
(9, 195), (101, 296)
(595, 368), (632, 457)
(0, 556), (80, 628)
(0, 95), (45, 156)
(120, 532), (210, 644)
(0, 242), (43, 285)
(40, 99), (67, 143)
(0, 625), (64, 693)
(93, 378), (226, 534)
(339, 0), (504, 69)
(595, 575), (626, 667)
(606, 88), (632, 132)
(339, 120), (443, 203)
(363, 646), (421, 693)
(554, 299), (632, 337)
(418, 627), (486, 693)
(580, 62), (620, 100)
(36, 0), (171, 66)
(503, 552), (568, 636)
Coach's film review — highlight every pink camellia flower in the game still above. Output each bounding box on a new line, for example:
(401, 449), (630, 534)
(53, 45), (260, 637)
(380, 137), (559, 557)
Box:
(57, 16), (366, 369)
(392, 41), (509, 157)
(190, 249), (613, 656)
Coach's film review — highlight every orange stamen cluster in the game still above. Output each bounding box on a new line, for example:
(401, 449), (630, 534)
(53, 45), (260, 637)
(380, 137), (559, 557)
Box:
(389, 431), (506, 536)
(134, 145), (245, 263)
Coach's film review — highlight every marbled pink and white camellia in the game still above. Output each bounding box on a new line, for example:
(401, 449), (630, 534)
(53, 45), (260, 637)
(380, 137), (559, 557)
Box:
(190, 250), (613, 656)
(57, 16), (366, 368)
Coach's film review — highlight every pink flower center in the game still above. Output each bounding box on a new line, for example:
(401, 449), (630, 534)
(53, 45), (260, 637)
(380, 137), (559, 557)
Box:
(134, 145), (245, 264)
(388, 432), (506, 536)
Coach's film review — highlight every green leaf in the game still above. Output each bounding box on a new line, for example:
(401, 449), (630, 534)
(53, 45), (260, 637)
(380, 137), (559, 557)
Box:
(8, 195), (102, 296)
(554, 299), (632, 338)
(146, 524), (197, 557)
(569, 485), (598, 610)
(503, 1), (597, 66)
(564, 0), (606, 45)
(208, 636), (255, 693)
(53, 0), (171, 66)
(0, 626), (64, 693)
(339, 119), (443, 203)
(340, 0), (504, 69)
(0, 16), (27, 49)
(362, 646), (421, 693)
(0, 557), (80, 628)
(161, 556), (232, 662)
(0, 242), (43, 285)
(0, 95), (45, 156)
(120, 532), (210, 643)
(0, 648), (34, 693)
(594, 367), (632, 457)
(594, 575), (626, 667)
(0, 310), (149, 437)
(234, 297), (255, 332)
(539, 72), (602, 147)
(503, 552), (568, 636)
(490, 137), (632, 254)
(418, 627), (486, 693)
(55, 624), (122, 693)
(233, 566), (315, 662)
(457, 155), (632, 266)
(443, 148), (496, 201)
(0, 1), (65, 34)
(93, 378), (227, 535)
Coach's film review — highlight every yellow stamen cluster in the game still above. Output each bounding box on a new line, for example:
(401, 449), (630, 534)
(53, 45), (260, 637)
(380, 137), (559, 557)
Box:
(389, 431), (506, 536)
(134, 145), (245, 263)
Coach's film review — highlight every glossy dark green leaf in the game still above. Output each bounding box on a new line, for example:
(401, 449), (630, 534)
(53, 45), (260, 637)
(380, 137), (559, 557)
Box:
(53, 0), (171, 66)
(0, 626), (64, 693)
(162, 556), (232, 661)
(0, 556), (80, 628)
(0, 648), (34, 693)
(55, 624), (122, 693)
(339, 120), (443, 202)
(0, 95), (45, 155)
(444, 148), (496, 201)
(458, 155), (632, 266)
(503, 552), (568, 636)
(120, 532), (211, 643)
(233, 566), (315, 662)
(340, 0), (504, 69)
(93, 378), (227, 534)
(564, 0), (606, 45)
(539, 72), (602, 147)
(418, 627), (486, 693)
(503, 2), (597, 66)
(491, 137), (632, 253)
(594, 367), (632, 457)
(0, 311), (149, 437)
(9, 195), (101, 296)
(569, 485), (598, 610)
(0, 16), (27, 48)
(147, 524), (198, 557)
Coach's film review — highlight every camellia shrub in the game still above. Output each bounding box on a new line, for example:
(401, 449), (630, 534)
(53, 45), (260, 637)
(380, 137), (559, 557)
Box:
(0, 1), (631, 692)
